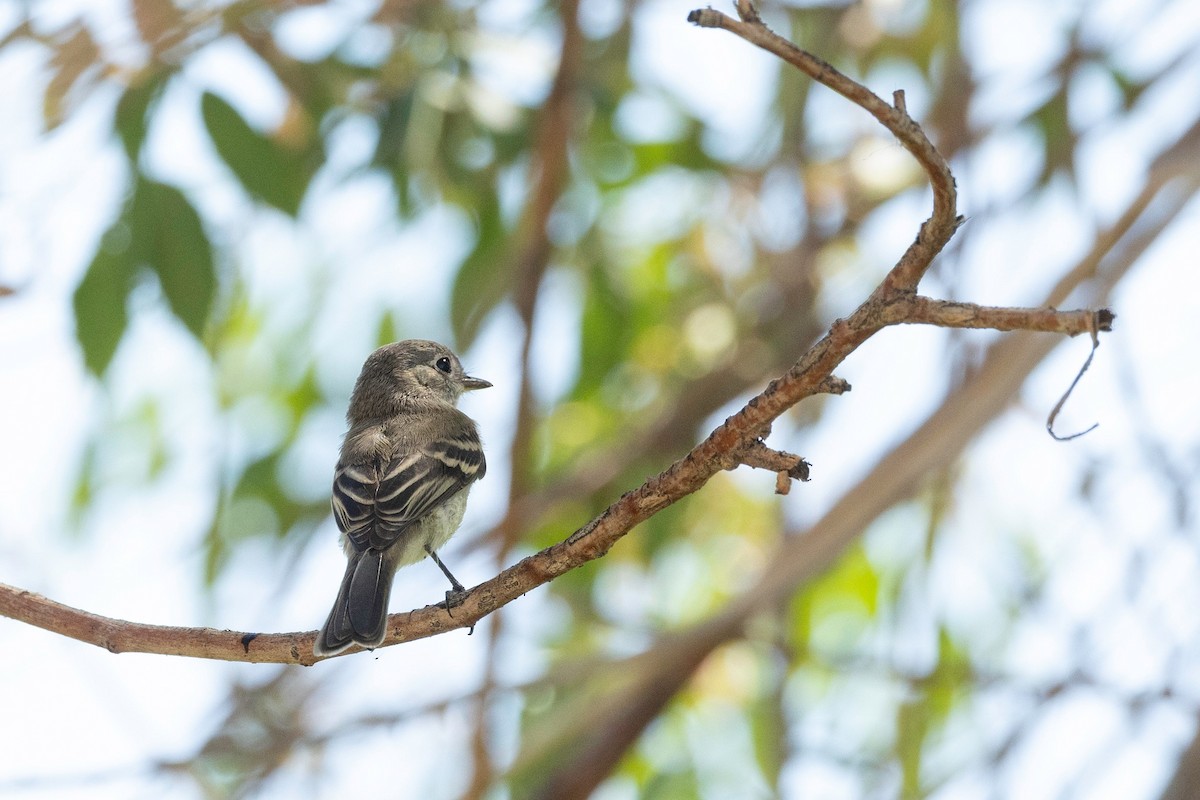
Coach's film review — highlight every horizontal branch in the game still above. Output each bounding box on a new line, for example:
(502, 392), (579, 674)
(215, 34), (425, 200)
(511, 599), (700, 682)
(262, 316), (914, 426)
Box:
(880, 296), (1115, 335)
(0, 583), (308, 663)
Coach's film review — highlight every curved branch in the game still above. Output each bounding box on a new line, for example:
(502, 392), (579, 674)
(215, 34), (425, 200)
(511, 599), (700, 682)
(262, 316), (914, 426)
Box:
(0, 295), (1111, 665)
(1, 1), (1144, 670)
(688, 1), (959, 293)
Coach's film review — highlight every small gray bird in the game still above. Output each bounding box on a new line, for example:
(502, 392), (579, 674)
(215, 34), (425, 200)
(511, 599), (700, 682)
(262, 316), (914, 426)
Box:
(314, 340), (490, 657)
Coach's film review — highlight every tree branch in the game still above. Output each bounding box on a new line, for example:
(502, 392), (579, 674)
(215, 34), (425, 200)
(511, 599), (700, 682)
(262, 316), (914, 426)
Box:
(1, 1), (1132, 670)
(880, 297), (1114, 335)
(688, 2), (960, 293)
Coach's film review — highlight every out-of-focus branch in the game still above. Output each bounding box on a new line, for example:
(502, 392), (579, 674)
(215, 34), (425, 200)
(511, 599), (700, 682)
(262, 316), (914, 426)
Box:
(489, 261), (826, 548)
(463, 1), (584, 796)
(524, 157), (1177, 799)
(497, 0), (583, 550)
(1157, 716), (1200, 800)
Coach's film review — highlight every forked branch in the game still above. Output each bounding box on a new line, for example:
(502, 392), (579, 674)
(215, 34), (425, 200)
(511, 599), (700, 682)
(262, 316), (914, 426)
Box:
(0, 2), (1117, 665)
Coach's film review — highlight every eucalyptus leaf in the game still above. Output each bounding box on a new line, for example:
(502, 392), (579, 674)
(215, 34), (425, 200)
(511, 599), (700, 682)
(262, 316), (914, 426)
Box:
(131, 179), (216, 339)
(72, 242), (136, 376)
(201, 91), (308, 216)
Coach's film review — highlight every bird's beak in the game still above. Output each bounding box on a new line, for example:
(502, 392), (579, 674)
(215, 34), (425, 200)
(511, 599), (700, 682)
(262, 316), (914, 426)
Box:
(462, 375), (492, 391)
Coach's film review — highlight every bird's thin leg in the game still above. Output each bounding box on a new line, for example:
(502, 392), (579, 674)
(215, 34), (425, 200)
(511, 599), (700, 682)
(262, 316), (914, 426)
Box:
(424, 545), (465, 591)
(426, 545), (468, 610)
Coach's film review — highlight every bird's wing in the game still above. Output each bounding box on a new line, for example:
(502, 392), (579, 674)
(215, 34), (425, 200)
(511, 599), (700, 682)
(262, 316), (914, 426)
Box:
(332, 431), (486, 552)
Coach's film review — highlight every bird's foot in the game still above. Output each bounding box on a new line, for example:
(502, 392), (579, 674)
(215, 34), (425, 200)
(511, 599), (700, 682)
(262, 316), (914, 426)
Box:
(436, 587), (469, 615)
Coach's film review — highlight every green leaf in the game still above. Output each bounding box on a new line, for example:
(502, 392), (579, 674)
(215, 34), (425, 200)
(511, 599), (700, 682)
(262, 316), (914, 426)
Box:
(788, 543), (881, 650)
(131, 179), (216, 338)
(371, 90), (419, 214)
(1030, 88), (1075, 182)
(72, 237), (136, 375)
(577, 265), (631, 396)
(69, 440), (99, 528)
(643, 769), (700, 799)
(200, 91), (307, 216)
(114, 70), (170, 162)
(747, 688), (786, 793)
(928, 626), (969, 720)
(896, 698), (928, 799)
(449, 191), (510, 346)
(375, 312), (402, 347)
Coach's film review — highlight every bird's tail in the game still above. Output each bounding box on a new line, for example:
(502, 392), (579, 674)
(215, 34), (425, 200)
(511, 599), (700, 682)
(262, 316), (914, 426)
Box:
(314, 549), (394, 657)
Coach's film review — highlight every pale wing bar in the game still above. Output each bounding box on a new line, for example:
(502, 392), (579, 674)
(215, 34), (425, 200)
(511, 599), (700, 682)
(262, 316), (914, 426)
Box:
(331, 434), (486, 552)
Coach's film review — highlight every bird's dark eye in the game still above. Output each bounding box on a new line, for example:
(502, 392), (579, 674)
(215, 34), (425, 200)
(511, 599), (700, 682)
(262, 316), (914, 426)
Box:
(435, 356), (453, 374)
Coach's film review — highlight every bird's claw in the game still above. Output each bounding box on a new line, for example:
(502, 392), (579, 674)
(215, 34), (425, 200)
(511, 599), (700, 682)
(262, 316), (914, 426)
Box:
(435, 588), (469, 615)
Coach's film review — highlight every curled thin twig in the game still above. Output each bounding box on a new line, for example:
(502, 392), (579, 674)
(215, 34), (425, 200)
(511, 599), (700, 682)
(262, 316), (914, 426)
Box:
(1046, 313), (1110, 441)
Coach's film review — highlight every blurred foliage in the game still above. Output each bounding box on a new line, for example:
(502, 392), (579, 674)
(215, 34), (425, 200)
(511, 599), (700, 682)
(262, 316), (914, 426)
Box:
(5, 0), (1198, 798)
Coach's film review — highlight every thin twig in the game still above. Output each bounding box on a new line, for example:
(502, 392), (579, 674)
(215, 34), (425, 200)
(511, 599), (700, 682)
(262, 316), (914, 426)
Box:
(1046, 327), (1102, 441)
